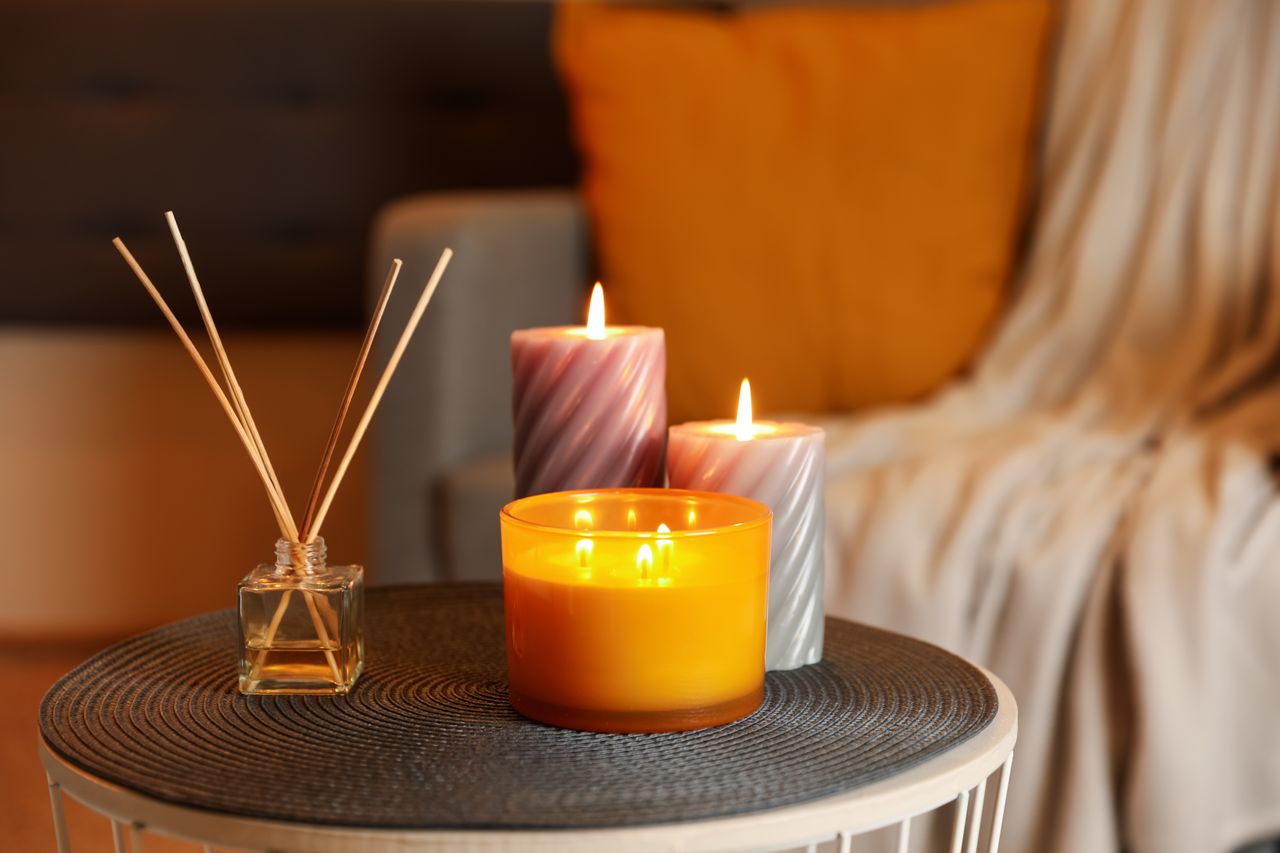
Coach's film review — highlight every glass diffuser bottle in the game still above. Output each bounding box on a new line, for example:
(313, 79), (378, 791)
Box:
(238, 537), (364, 695)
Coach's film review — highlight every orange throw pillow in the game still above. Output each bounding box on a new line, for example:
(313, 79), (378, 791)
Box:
(555, 0), (1052, 421)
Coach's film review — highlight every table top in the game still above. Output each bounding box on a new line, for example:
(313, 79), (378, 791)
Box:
(40, 584), (1000, 831)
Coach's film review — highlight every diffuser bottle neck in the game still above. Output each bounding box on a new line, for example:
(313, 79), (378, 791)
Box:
(275, 537), (327, 574)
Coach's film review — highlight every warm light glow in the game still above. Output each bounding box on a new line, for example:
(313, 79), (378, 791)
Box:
(626, 507), (638, 530)
(687, 508), (697, 528)
(574, 509), (593, 531)
(657, 522), (671, 534)
(576, 538), (593, 569)
(637, 543), (654, 579)
(586, 282), (606, 340)
(735, 378), (753, 441)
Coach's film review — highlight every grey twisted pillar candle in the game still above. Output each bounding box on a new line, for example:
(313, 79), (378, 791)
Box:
(511, 326), (666, 498)
(667, 420), (825, 670)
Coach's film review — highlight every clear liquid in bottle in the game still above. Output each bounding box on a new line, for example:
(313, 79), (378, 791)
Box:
(238, 537), (364, 695)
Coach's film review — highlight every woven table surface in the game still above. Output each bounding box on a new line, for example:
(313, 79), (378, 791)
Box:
(41, 584), (997, 830)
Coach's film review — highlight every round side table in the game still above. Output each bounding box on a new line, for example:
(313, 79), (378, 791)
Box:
(40, 584), (1016, 853)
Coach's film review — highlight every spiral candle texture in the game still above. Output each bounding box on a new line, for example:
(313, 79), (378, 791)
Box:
(668, 421), (825, 670)
(512, 326), (666, 498)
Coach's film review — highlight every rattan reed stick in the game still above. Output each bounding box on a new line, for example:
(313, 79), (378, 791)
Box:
(300, 259), (403, 537)
(112, 238), (294, 538)
(253, 258), (402, 684)
(304, 248), (453, 543)
(165, 211), (298, 539)
(252, 251), (449, 677)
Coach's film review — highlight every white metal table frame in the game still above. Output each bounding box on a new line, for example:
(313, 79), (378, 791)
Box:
(42, 671), (1016, 853)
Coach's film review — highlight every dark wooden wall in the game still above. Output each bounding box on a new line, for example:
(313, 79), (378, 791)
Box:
(0, 0), (577, 327)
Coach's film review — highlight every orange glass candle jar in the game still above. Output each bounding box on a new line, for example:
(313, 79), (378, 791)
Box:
(500, 488), (771, 733)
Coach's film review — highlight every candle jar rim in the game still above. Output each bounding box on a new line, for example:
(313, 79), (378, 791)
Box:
(670, 420), (824, 439)
(501, 488), (771, 539)
(510, 325), (663, 339)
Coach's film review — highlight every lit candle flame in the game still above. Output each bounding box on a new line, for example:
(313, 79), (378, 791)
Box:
(637, 543), (653, 580)
(586, 282), (606, 340)
(687, 508), (697, 528)
(735, 377), (753, 441)
(575, 508), (593, 574)
(656, 522), (673, 573)
(626, 507), (637, 530)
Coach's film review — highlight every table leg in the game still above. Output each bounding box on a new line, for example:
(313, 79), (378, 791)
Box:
(111, 820), (126, 853)
(965, 779), (987, 853)
(129, 822), (146, 852)
(46, 775), (71, 853)
(986, 753), (1014, 853)
(948, 789), (969, 853)
(896, 818), (911, 853)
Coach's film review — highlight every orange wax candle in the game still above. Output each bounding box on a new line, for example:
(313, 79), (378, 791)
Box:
(500, 488), (771, 733)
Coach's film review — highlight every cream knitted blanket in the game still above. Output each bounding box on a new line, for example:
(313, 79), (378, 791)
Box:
(823, 1), (1280, 851)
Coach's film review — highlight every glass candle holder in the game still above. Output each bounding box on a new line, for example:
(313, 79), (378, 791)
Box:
(237, 537), (364, 695)
(500, 488), (771, 733)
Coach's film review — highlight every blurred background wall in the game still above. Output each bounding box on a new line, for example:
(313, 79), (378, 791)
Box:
(0, 0), (576, 638)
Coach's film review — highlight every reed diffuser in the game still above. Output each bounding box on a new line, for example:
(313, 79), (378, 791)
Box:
(114, 212), (452, 695)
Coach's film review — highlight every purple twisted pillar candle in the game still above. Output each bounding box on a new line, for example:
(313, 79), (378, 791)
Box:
(511, 314), (666, 499)
(667, 382), (824, 670)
